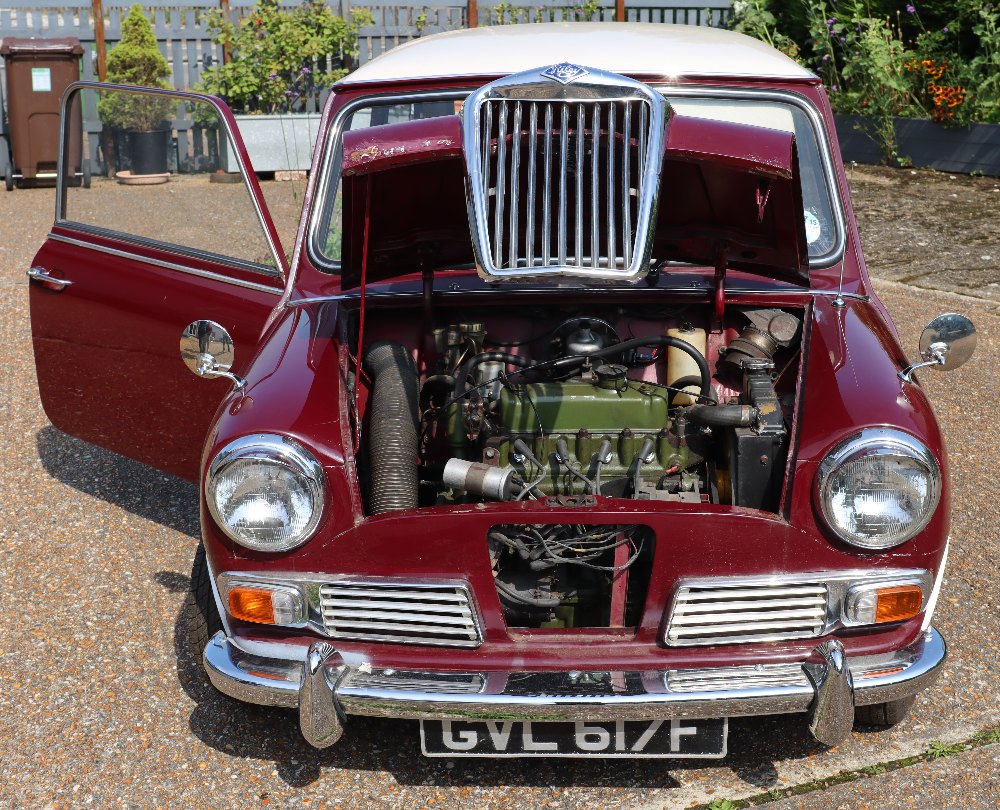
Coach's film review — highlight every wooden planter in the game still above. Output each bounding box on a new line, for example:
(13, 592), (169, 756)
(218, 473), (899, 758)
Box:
(834, 114), (1000, 175)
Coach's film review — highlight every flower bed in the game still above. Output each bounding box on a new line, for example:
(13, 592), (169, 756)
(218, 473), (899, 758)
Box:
(732, 1), (999, 168)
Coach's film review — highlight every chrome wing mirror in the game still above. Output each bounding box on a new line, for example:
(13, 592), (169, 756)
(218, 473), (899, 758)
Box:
(899, 312), (976, 383)
(180, 320), (246, 390)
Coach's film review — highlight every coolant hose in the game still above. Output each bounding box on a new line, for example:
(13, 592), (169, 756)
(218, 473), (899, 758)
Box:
(453, 352), (532, 401)
(550, 337), (713, 400)
(686, 404), (758, 428)
(363, 341), (420, 515)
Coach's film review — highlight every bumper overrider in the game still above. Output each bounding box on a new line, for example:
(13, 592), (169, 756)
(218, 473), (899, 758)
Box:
(204, 627), (946, 750)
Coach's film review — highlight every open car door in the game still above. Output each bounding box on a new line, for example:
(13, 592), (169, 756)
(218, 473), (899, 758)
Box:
(28, 83), (289, 481)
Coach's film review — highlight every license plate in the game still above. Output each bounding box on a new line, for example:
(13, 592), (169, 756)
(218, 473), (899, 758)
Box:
(420, 718), (727, 758)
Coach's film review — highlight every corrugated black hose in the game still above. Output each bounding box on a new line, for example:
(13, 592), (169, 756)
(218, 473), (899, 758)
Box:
(363, 341), (420, 515)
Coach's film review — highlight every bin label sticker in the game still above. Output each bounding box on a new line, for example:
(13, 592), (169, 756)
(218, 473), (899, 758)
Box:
(31, 68), (52, 92)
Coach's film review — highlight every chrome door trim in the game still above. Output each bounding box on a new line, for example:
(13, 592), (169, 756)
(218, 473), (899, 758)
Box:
(47, 232), (283, 296)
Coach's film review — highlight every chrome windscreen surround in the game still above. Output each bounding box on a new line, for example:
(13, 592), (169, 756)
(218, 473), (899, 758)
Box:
(462, 64), (667, 281)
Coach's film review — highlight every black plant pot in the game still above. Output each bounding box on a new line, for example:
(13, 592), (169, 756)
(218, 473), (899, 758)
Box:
(129, 129), (169, 175)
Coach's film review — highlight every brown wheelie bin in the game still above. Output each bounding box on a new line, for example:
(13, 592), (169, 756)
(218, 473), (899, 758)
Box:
(0, 37), (87, 190)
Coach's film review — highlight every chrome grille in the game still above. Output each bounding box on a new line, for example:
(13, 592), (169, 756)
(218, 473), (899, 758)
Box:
(665, 581), (829, 646)
(319, 582), (482, 648)
(665, 664), (809, 693)
(463, 65), (666, 281)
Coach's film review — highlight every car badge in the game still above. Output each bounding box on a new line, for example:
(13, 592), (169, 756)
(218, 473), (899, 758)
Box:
(541, 63), (590, 84)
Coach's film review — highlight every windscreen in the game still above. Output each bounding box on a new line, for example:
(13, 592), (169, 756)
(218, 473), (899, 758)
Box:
(310, 91), (841, 275)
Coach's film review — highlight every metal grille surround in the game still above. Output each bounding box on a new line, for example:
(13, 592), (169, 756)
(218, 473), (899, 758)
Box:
(462, 65), (666, 281)
(319, 581), (482, 648)
(665, 580), (830, 646)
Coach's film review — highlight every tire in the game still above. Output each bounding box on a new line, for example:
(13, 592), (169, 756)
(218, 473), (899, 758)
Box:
(82, 159), (92, 189)
(183, 543), (223, 661)
(855, 695), (916, 728)
(4, 163), (13, 192)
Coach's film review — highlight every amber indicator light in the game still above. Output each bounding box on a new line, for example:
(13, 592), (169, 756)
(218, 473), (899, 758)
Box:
(874, 585), (923, 623)
(228, 587), (276, 624)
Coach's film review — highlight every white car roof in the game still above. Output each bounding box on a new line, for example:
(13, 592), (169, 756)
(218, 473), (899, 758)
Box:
(340, 23), (816, 85)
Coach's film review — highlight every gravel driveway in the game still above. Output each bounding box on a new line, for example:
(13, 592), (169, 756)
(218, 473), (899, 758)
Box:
(0, 167), (997, 809)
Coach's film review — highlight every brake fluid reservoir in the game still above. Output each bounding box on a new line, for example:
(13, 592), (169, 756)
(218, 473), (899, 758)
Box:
(666, 324), (707, 406)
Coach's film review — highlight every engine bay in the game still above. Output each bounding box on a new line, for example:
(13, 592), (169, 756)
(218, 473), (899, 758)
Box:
(349, 301), (805, 630)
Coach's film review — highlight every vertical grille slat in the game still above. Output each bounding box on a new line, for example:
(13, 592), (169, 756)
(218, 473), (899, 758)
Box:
(558, 103), (569, 265)
(542, 102), (553, 266)
(590, 104), (600, 268)
(509, 101), (522, 269)
(481, 101), (492, 200)
(574, 103), (584, 267)
(468, 72), (664, 278)
(607, 101), (616, 269)
(665, 581), (830, 646)
(622, 101), (632, 267)
(526, 103), (538, 268)
(494, 100), (508, 267)
(319, 582), (482, 648)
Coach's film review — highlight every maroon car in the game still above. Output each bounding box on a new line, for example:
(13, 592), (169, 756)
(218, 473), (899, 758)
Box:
(28, 24), (976, 758)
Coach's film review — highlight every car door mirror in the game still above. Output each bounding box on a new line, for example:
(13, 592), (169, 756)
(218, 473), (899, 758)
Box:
(180, 320), (245, 390)
(899, 312), (977, 382)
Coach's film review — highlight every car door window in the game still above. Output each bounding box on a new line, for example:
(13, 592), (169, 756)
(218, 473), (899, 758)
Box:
(60, 86), (283, 276)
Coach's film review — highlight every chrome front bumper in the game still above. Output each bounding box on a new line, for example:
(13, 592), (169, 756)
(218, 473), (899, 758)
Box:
(204, 627), (946, 750)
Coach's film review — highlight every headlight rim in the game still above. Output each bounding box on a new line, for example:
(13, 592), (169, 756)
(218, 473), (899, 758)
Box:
(815, 427), (941, 551)
(206, 433), (326, 553)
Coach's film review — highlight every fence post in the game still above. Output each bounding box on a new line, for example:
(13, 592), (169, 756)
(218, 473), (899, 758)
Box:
(467, 0), (477, 28)
(615, 0), (625, 23)
(219, 0), (232, 63)
(92, 0), (108, 80)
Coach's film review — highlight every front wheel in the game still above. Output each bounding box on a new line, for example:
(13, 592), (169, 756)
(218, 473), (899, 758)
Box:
(183, 543), (223, 661)
(855, 695), (916, 728)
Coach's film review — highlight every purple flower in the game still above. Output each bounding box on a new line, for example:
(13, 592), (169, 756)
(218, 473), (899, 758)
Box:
(300, 66), (312, 75)
(268, 72), (278, 80)
(832, 84), (839, 92)
(943, 26), (949, 32)
(906, 3), (916, 13)
(827, 17), (836, 25)
(822, 54), (830, 61)
(284, 89), (294, 96)
(839, 36), (846, 43)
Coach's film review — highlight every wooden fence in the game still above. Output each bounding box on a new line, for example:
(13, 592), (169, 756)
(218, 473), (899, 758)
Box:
(0, 1), (733, 90)
(0, 0), (731, 172)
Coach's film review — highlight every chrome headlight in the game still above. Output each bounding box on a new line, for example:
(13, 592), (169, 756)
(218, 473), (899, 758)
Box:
(816, 428), (941, 550)
(206, 434), (326, 552)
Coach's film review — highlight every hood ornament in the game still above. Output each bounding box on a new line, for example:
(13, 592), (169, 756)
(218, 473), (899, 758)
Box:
(541, 63), (590, 84)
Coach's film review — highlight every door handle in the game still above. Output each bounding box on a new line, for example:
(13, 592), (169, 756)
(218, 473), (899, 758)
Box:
(27, 267), (73, 288)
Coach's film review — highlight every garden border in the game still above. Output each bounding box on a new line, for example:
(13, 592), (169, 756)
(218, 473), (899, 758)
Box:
(835, 115), (1000, 176)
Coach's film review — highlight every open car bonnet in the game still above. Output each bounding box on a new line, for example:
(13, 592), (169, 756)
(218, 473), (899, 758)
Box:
(339, 106), (809, 288)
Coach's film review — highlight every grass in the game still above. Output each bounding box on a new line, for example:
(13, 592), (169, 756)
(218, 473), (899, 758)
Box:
(687, 725), (1000, 809)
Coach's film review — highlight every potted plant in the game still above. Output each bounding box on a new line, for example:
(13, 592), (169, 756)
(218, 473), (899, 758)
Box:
(98, 4), (175, 177)
(197, 0), (371, 172)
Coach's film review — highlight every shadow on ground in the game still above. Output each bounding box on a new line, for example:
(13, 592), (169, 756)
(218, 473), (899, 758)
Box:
(166, 587), (820, 791)
(35, 424), (199, 537)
